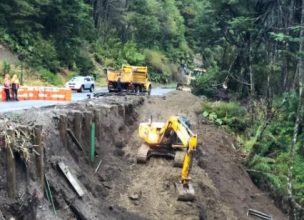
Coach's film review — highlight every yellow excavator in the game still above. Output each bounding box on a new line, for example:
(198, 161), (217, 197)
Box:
(137, 116), (197, 201)
(176, 67), (206, 92)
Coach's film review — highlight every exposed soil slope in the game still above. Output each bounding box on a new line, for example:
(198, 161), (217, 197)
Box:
(0, 44), (18, 64)
(115, 91), (287, 220)
(0, 91), (287, 220)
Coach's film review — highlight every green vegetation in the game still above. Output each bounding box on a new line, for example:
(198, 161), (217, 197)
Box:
(192, 66), (223, 98)
(0, 0), (206, 84)
(188, 0), (304, 217)
(244, 93), (304, 209)
(38, 68), (63, 86)
(0, 0), (94, 73)
(202, 101), (247, 132)
(201, 93), (304, 216)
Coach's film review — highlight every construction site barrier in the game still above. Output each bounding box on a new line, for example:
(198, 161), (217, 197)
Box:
(0, 89), (5, 101)
(0, 86), (72, 102)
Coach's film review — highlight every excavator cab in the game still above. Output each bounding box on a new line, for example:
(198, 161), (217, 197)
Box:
(137, 116), (197, 201)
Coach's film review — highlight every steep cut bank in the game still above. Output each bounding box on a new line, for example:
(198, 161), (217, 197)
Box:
(0, 92), (287, 220)
(0, 96), (146, 220)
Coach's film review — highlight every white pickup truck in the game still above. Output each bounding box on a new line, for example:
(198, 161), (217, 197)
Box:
(65, 76), (95, 93)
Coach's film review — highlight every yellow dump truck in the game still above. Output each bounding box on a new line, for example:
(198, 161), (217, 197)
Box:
(107, 65), (152, 95)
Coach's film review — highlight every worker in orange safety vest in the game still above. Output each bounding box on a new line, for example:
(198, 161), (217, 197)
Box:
(11, 74), (20, 101)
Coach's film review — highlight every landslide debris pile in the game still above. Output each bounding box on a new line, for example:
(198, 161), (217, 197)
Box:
(0, 92), (287, 220)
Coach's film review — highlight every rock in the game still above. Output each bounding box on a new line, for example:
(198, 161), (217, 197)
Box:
(87, 101), (95, 107)
(115, 141), (124, 149)
(200, 95), (207, 101)
(164, 181), (171, 189)
(113, 149), (124, 157)
(103, 183), (112, 189)
(129, 192), (141, 200)
(197, 158), (206, 169)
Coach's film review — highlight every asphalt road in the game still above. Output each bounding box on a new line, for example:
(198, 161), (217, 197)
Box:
(0, 87), (174, 113)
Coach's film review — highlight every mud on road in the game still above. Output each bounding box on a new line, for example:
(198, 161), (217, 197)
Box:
(0, 91), (286, 220)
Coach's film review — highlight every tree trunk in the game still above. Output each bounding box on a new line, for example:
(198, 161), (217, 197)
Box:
(248, 34), (255, 124)
(287, 0), (304, 218)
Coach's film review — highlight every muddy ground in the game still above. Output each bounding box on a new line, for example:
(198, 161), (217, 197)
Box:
(0, 91), (287, 220)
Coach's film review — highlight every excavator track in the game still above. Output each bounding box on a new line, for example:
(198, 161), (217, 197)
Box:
(174, 151), (186, 168)
(136, 144), (150, 163)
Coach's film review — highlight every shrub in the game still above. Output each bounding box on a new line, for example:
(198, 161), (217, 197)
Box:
(28, 37), (60, 72)
(192, 65), (226, 98)
(202, 101), (248, 132)
(244, 92), (304, 206)
(1, 61), (11, 76)
(144, 49), (177, 83)
(38, 68), (63, 86)
(122, 42), (145, 65)
(203, 101), (246, 118)
(76, 49), (95, 76)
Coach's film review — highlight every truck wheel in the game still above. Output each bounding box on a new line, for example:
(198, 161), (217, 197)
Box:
(80, 85), (85, 93)
(108, 85), (112, 93)
(90, 85), (94, 93)
(147, 85), (152, 96)
(134, 85), (138, 93)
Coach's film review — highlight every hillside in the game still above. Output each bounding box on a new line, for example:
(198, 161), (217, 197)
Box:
(0, 0), (203, 82)
(0, 44), (18, 64)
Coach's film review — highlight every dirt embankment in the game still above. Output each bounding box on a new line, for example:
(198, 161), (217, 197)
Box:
(0, 91), (287, 220)
(0, 44), (18, 64)
(118, 92), (287, 220)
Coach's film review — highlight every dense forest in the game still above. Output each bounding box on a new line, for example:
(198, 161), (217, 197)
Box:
(1, 0), (304, 218)
(0, 0), (203, 81)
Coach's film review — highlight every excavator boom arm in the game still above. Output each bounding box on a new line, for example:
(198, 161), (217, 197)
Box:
(159, 116), (195, 147)
(181, 135), (197, 184)
(158, 116), (197, 184)
(138, 115), (198, 201)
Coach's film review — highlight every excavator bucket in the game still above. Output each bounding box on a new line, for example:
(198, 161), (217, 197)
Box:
(175, 182), (195, 201)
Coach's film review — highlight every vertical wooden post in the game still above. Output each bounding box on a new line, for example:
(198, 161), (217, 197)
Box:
(84, 111), (93, 148)
(34, 125), (44, 191)
(118, 104), (125, 120)
(0, 210), (5, 220)
(74, 112), (82, 141)
(59, 115), (67, 148)
(6, 129), (16, 198)
(90, 123), (96, 163)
